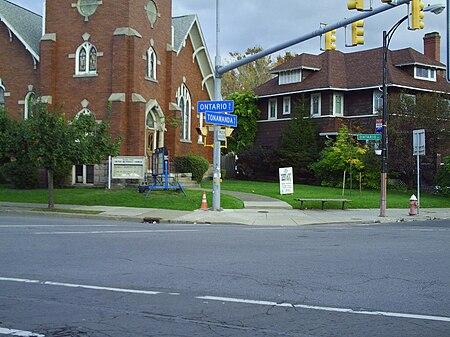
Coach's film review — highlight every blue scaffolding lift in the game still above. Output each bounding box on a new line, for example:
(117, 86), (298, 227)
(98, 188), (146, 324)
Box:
(140, 147), (186, 198)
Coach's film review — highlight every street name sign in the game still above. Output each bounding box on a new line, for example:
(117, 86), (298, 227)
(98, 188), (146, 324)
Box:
(205, 111), (238, 127)
(357, 134), (381, 141)
(197, 100), (234, 113)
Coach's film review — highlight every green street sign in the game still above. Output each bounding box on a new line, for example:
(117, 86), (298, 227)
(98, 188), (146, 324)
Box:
(357, 134), (381, 141)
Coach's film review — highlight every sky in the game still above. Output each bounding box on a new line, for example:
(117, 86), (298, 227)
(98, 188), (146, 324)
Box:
(11, 0), (448, 65)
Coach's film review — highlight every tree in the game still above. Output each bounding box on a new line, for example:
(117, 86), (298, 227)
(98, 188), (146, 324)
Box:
(278, 100), (319, 183)
(221, 47), (273, 97)
(22, 102), (121, 208)
(225, 91), (261, 153)
(310, 126), (366, 190)
(274, 51), (298, 67)
(388, 93), (450, 188)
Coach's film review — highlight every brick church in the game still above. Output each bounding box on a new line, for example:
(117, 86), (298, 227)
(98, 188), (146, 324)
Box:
(0, 0), (214, 184)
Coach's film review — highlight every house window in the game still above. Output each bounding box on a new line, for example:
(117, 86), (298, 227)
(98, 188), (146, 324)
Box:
(177, 84), (191, 141)
(283, 96), (291, 115)
(268, 99), (277, 120)
(146, 47), (157, 80)
(73, 164), (95, 184)
(414, 66), (436, 81)
(310, 93), (321, 116)
(24, 92), (37, 119)
(333, 93), (344, 116)
(401, 93), (416, 114)
(76, 41), (97, 75)
(373, 90), (383, 114)
(279, 70), (301, 85)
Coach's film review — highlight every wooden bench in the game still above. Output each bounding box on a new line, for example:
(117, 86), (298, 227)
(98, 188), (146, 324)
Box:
(294, 198), (352, 210)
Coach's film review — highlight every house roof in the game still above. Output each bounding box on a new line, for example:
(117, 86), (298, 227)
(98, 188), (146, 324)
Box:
(0, 0), (42, 61)
(254, 46), (450, 97)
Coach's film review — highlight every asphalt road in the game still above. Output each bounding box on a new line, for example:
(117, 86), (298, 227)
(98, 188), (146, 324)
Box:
(0, 215), (449, 337)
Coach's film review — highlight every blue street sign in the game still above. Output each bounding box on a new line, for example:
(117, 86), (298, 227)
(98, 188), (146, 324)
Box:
(205, 111), (238, 127)
(197, 100), (234, 113)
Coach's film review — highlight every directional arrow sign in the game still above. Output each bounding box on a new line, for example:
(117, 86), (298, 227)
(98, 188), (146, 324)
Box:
(197, 100), (234, 113)
(205, 111), (237, 127)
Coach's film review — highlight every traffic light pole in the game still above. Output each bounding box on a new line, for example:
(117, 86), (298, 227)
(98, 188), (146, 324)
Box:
(211, 0), (411, 211)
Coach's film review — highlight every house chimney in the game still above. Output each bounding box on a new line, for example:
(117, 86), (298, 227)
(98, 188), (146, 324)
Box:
(423, 32), (440, 62)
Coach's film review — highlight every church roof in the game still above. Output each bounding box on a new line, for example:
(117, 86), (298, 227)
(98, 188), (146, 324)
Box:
(0, 0), (42, 60)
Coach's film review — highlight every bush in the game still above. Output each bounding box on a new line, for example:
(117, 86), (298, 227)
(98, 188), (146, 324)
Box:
(0, 160), (39, 189)
(236, 146), (279, 181)
(434, 156), (450, 197)
(174, 153), (210, 183)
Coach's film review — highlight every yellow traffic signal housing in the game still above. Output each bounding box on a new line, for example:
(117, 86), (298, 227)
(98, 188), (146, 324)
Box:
(411, 0), (425, 30)
(325, 29), (337, 50)
(351, 20), (364, 45)
(347, 0), (364, 10)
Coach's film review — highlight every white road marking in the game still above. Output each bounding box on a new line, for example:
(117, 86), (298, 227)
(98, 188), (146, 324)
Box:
(0, 225), (118, 228)
(33, 229), (199, 235)
(197, 296), (450, 323)
(2, 277), (449, 324)
(0, 277), (160, 295)
(0, 327), (45, 337)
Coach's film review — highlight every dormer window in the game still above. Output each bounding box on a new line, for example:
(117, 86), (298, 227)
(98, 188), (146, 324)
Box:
(279, 69), (301, 85)
(414, 66), (436, 82)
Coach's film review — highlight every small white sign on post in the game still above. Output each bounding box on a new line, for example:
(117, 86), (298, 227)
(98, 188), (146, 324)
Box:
(413, 129), (425, 156)
(279, 167), (294, 195)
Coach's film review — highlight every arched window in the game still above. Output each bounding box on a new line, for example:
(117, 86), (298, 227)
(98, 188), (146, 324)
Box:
(147, 47), (157, 80)
(24, 92), (36, 119)
(76, 42), (97, 75)
(0, 83), (5, 108)
(177, 84), (191, 141)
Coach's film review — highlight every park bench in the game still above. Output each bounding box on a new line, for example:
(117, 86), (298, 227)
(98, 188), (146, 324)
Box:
(294, 198), (352, 210)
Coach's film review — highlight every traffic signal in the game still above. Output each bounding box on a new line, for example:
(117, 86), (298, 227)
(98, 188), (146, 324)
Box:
(411, 0), (425, 30)
(325, 29), (337, 50)
(381, 0), (393, 3)
(347, 0), (364, 10)
(351, 20), (364, 46)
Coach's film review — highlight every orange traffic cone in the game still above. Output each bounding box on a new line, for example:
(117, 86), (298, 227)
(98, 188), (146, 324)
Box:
(200, 191), (208, 211)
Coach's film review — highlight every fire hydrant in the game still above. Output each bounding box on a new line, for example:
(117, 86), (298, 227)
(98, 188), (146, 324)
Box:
(409, 194), (418, 216)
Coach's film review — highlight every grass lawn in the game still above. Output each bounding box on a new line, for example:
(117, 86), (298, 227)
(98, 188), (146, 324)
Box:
(1, 180), (448, 210)
(0, 186), (244, 211)
(203, 180), (450, 209)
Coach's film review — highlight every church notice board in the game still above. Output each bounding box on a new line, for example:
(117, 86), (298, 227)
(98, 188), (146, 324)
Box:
(112, 156), (146, 180)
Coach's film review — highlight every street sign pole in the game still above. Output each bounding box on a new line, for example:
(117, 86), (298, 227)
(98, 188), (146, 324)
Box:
(413, 129), (425, 214)
(212, 0), (222, 211)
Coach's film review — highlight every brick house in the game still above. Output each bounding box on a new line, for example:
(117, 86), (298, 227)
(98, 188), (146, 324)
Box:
(254, 33), (450, 150)
(0, 0), (213, 185)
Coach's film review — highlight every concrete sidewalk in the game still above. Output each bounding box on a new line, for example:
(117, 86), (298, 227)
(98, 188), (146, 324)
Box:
(0, 201), (449, 226)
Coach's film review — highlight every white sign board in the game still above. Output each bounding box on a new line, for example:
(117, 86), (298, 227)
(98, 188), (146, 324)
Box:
(112, 156), (146, 179)
(279, 167), (294, 195)
(413, 129), (425, 156)
(217, 128), (226, 141)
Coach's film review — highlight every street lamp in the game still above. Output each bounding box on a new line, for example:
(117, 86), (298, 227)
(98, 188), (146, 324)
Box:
(379, 3), (445, 217)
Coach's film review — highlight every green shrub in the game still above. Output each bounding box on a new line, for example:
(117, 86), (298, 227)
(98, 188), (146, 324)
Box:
(0, 160), (39, 189)
(434, 156), (450, 196)
(174, 153), (210, 183)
